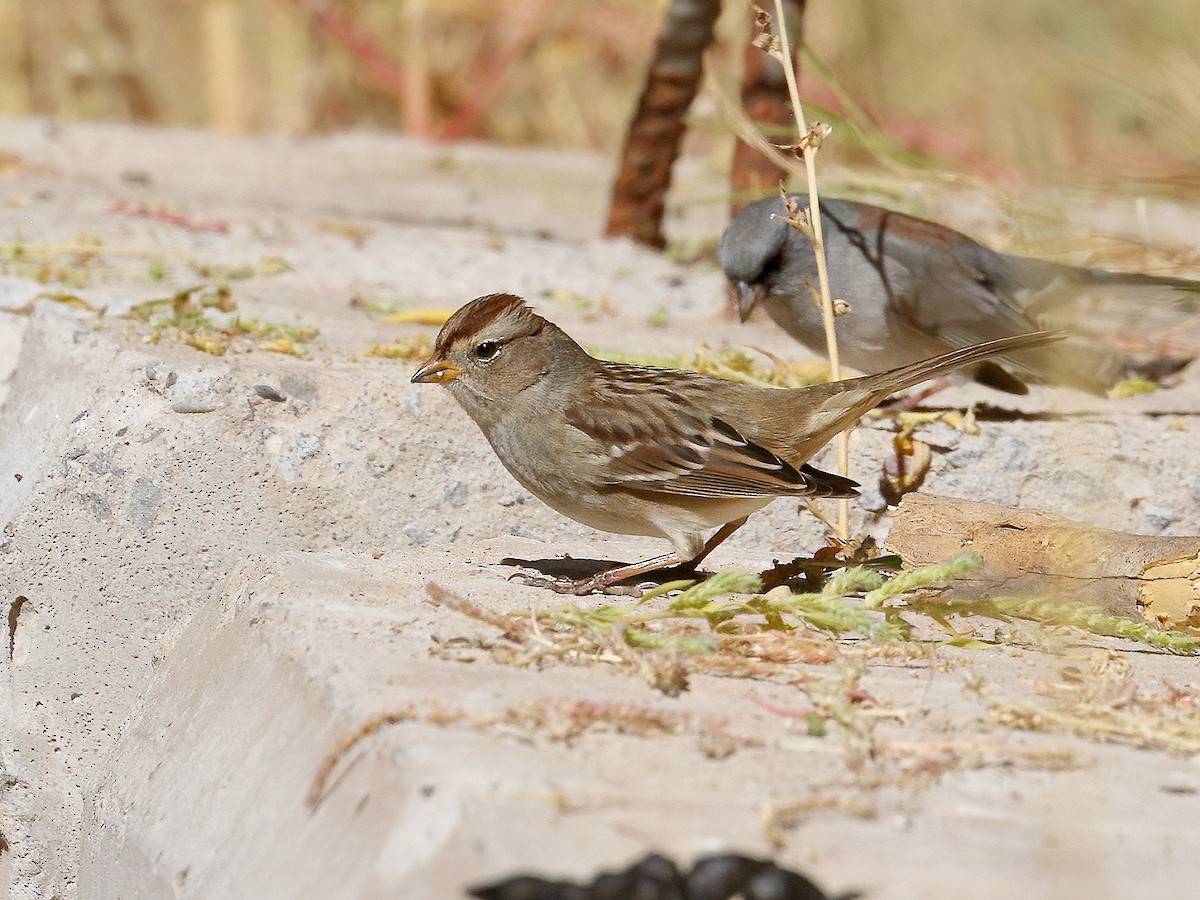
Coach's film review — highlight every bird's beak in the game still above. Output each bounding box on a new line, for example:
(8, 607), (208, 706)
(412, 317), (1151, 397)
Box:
(731, 281), (766, 322)
(411, 355), (462, 384)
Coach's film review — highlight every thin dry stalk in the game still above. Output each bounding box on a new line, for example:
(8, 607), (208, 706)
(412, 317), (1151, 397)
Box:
(704, 68), (803, 177)
(296, 0), (415, 132)
(730, 0), (805, 212)
(400, 0), (433, 138)
(203, 0), (246, 134)
(763, 0), (849, 539)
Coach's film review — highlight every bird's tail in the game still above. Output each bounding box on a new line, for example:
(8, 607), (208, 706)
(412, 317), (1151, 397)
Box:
(799, 463), (859, 498)
(1020, 267), (1200, 380)
(781, 331), (1065, 461)
(858, 331), (1067, 400)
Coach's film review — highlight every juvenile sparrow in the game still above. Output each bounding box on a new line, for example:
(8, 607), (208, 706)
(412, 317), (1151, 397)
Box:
(720, 193), (1198, 395)
(412, 293), (1062, 594)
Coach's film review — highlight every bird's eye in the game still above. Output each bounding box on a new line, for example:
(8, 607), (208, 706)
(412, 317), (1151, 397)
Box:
(474, 340), (500, 362)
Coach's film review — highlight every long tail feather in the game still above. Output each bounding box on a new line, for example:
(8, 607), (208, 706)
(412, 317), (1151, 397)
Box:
(781, 331), (1066, 462)
(860, 331), (1066, 400)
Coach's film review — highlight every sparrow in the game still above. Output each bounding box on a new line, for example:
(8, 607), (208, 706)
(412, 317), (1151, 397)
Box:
(720, 193), (1198, 395)
(412, 293), (1061, 594)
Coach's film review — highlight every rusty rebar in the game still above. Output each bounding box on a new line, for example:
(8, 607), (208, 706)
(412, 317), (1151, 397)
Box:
(604, 0), (722, 249)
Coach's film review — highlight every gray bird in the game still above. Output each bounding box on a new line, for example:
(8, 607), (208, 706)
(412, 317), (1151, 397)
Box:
(720, 193), (1199, 394)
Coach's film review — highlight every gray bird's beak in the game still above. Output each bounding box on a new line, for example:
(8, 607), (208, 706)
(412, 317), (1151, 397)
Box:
(731, 281), (767, 322)
(411, 355), (462, 384)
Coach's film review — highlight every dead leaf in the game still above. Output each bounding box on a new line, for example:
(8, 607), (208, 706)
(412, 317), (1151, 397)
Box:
(381, 308), (456, 326)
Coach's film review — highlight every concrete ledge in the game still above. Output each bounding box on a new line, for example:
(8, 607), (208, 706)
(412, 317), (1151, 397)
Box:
(77, 551), (1200, 899)
(2, 121), (1199, 899)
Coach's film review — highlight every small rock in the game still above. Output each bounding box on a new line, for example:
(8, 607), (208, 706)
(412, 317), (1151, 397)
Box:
(444, 480), (469, 508)
(280, 375), (318, 407)
(856, 484), (889, 513)
(127, 478), (161, 535)
(293, 433), (322, 460)
(1142, 504), (1175, 532)
(275, 433), (323, 481)
(169, 369), (228, 413)
(254, 384), (286, 402)
(403, 525), (435, 546)
(88, 453), (125, 476)
(944, 442), (983, 470)
(171, 399), (220, 414)
(993, 433), (1036, 472)
(507, 524), (545, 542)
(919, 421), (963, 451)
(79, 492), (111, 521)
(365, 457), (394, 478)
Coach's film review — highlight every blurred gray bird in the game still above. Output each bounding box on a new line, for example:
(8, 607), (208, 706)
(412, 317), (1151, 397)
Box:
(720, 193), (1199, 395)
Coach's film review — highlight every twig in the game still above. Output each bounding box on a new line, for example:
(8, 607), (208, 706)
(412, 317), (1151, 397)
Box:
(704, 68), (804, 179)
(110, 201), (229, 234)
(437, 0), (557, 141)
(295, 0), (419, 135)
(730, 0), (804, 212)
(760, 0), (849, 539)
(308, 707), (419, 807)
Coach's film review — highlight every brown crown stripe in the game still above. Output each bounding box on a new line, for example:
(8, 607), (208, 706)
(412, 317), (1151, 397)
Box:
(436, 292), (535, 351)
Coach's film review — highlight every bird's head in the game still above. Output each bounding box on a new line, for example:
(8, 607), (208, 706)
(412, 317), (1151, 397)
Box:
(411, 293), (582, 419)
(719, 196), (795, 321)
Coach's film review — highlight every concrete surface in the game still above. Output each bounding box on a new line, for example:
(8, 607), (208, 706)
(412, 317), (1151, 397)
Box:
(1, 119), (1199, 900)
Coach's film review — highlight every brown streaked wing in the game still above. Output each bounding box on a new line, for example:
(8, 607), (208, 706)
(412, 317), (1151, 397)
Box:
(564, 363), (859, 500)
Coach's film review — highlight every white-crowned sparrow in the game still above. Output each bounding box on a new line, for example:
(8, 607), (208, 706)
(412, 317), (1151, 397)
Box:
(412, 293), (1062, 594)
(720, 193), (1197, 395)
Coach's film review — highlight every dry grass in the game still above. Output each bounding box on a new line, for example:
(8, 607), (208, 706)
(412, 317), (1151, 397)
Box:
(989, 652), (1200, 755)
(308, 694), (754, 807)
(427, 557), (1199, 703)
(0, 0), (1195, 192)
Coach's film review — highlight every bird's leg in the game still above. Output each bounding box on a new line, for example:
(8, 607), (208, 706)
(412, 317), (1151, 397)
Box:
(560, 517), (751, 596)
(894, 376), (954, 411)
(557, 551), (685, 595)
(684, 516), (750, 569)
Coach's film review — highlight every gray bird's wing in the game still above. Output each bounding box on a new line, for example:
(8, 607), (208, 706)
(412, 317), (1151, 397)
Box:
(869, 211), (1040, 347)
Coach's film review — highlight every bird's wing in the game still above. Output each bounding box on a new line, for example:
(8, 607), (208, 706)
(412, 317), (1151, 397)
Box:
(564, 364), (858, 500)
(879, 222), (1040, 347)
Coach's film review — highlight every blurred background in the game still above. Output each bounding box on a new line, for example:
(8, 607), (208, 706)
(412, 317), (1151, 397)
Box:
(0, 0), (1197, 196)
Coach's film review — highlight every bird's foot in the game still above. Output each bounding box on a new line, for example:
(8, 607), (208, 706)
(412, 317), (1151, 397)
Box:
(893, 376), (954, 410)
(508, 570), (643, 596)
(503, 551), (697, 596)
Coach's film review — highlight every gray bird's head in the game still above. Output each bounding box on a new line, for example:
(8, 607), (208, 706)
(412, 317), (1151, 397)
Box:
(719, 196), (795, 321)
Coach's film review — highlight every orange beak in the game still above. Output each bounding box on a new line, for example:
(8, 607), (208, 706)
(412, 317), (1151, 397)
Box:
(410, 355), (462, 384)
